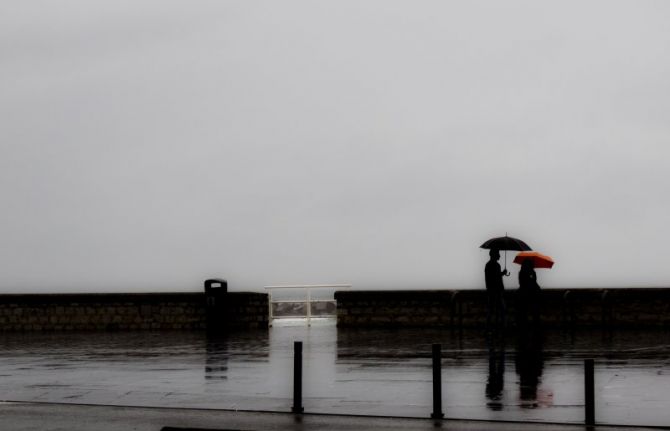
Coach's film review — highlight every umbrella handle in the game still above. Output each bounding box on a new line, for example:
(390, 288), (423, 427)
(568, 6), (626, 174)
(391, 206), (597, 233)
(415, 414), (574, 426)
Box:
(503, 251), (510, 276)
(504, 249), (509, 276)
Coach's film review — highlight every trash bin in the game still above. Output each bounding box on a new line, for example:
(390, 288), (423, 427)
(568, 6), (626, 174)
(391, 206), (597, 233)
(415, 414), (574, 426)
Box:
(205, 279), (227, 331)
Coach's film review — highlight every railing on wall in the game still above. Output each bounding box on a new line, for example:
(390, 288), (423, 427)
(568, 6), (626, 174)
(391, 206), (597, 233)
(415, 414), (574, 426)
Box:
(264, 284), (351, 326)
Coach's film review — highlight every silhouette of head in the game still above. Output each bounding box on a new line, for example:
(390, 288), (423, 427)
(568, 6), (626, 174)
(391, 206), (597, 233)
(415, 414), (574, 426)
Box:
(521, 259), (534, 270)
(489, 249), (500, 260)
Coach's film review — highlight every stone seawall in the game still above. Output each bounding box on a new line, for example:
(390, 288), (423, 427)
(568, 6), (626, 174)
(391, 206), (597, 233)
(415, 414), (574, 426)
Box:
(335, 288), (670, 328)
(0, 292), (268, 332)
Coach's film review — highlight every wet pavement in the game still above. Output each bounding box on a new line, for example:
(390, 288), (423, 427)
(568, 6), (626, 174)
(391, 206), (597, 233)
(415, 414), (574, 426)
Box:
(1, 402), (659, 431)
(0, 321), (669, 427)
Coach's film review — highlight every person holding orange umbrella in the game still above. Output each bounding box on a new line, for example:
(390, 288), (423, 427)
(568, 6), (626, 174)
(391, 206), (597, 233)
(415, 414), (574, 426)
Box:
(515, 251), (554, 327)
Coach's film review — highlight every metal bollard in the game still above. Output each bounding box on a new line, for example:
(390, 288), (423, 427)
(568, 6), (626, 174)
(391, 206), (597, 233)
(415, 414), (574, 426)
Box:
(292, 341), (304, 413)
(431, 343), (444, 419)
(585, 358), (595, 425)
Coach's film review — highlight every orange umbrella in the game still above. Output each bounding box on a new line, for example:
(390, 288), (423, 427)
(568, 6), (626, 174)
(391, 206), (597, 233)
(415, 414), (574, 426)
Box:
(513, 251), (554, 269)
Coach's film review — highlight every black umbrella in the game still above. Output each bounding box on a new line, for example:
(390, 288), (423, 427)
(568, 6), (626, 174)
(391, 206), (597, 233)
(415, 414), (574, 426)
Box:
(480, 235), (532, 251)
(480, 235), (532, 274)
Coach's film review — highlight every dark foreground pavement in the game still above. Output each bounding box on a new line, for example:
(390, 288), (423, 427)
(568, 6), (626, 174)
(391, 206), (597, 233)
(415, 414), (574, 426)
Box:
(0, 402), (667, 431)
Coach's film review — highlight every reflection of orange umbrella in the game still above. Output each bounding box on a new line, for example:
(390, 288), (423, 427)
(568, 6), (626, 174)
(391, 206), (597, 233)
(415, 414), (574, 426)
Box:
(514, 251), (554, 269)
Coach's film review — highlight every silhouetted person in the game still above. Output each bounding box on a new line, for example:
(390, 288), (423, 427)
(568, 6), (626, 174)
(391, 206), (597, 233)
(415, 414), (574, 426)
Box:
(485, 248), (508, 329)
(517, 259), (541, 327)
(515, 329), (544, 407)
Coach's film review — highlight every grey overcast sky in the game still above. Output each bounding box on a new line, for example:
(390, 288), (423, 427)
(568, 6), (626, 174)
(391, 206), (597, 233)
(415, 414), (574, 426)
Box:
(1, 0), (670, 293)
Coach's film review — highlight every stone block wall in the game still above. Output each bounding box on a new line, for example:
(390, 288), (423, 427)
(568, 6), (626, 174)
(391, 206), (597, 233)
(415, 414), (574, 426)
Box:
(210, 292), (269, 330)
(0, 292), (268, 332)
(335, 288), (670, 328)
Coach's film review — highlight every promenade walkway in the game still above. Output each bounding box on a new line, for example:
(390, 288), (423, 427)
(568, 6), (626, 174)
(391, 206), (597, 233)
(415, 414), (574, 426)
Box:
(0, 402), (666, 431)
(2, 325), (670, 427)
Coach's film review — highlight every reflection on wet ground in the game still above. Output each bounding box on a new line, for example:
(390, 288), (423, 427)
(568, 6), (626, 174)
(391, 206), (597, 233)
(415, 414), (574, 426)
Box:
(1, 323), (669, 426)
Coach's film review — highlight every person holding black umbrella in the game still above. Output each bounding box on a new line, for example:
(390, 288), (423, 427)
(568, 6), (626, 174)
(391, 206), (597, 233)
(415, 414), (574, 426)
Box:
(481, 235), (533, 330)
(485, 248), (508, 329)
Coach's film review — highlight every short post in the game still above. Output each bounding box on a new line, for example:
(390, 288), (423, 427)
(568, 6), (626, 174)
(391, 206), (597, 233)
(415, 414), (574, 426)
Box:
(292, 341), (304, 413)
(306, 287), (312, 326)
(431, 343), (444, 419)
(585, 358), (595, 426)
(268, 289), (273, 327)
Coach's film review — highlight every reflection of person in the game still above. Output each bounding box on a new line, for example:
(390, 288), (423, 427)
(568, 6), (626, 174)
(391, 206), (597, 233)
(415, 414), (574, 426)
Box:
(515, 330), (544, 407)
(485, 249), (508, 328)
(486, 337), (505, 410)
(518, 259), (541, 327)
